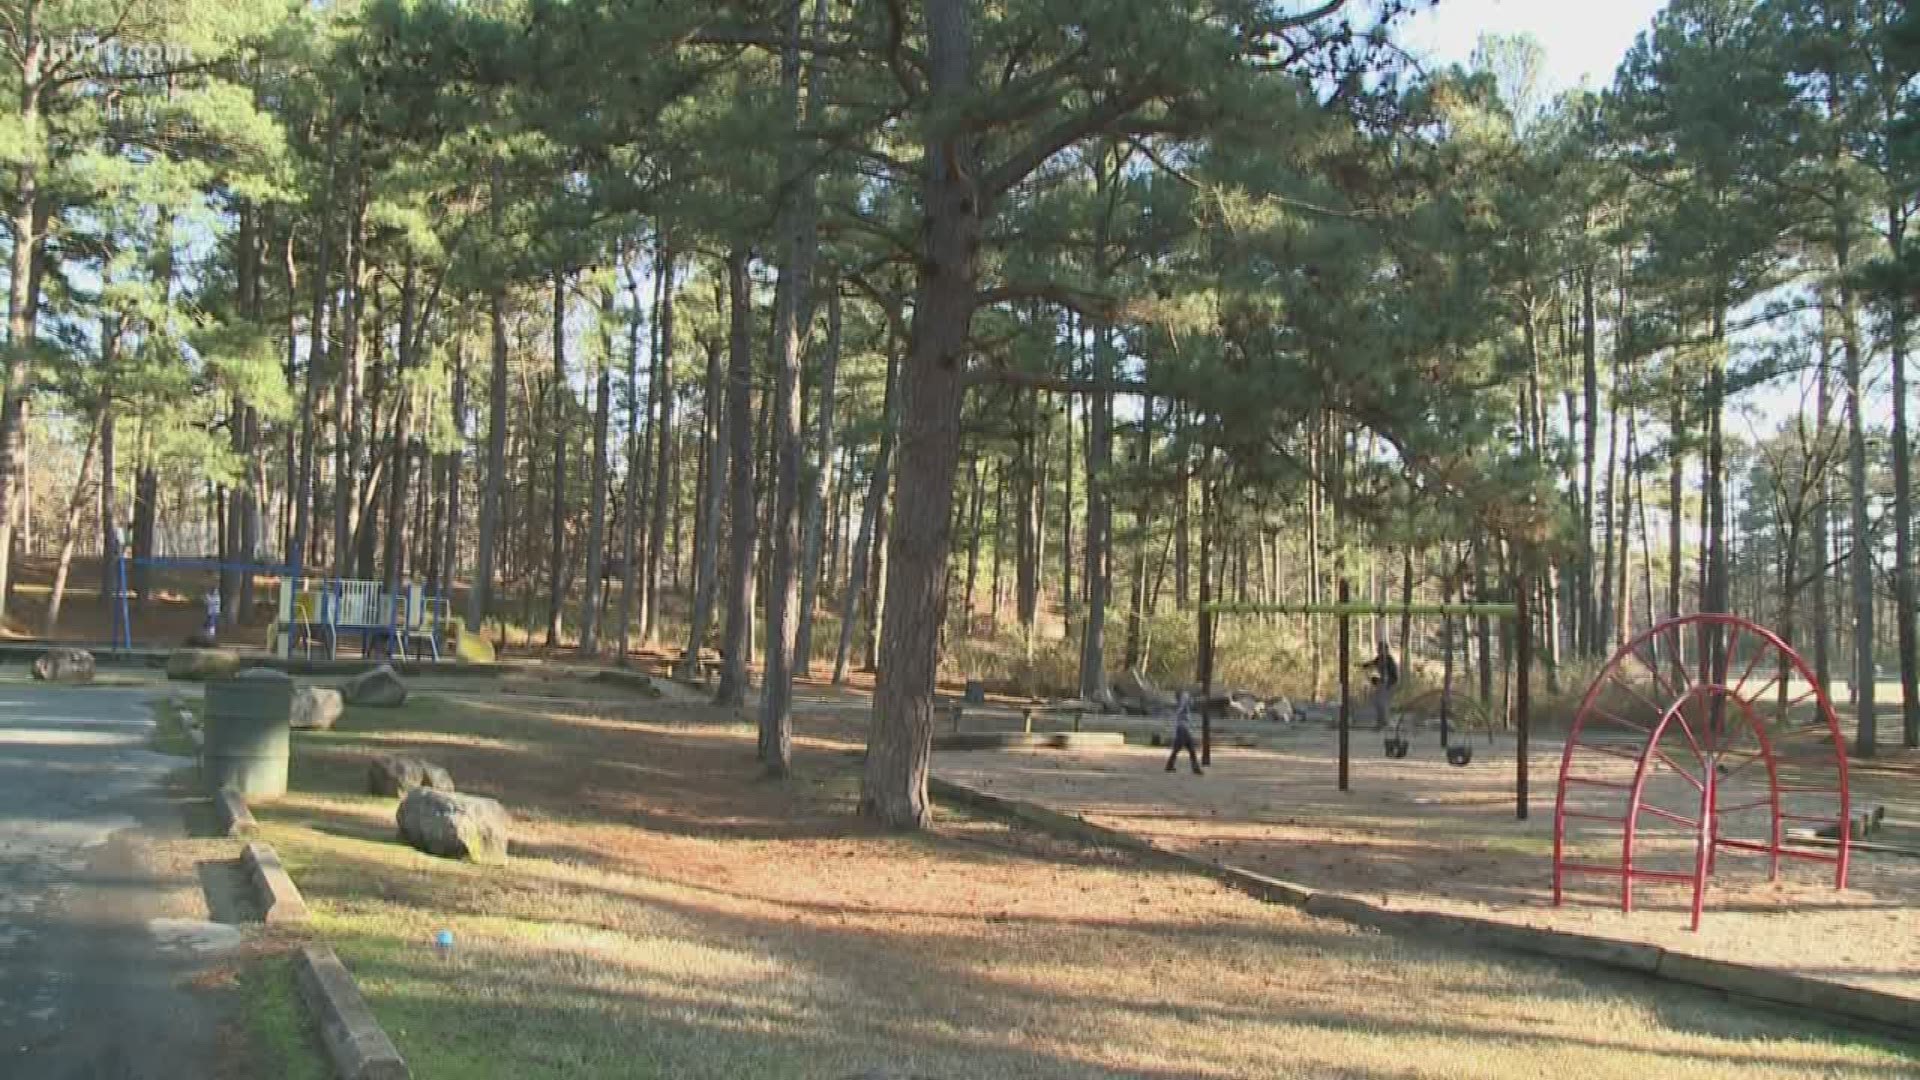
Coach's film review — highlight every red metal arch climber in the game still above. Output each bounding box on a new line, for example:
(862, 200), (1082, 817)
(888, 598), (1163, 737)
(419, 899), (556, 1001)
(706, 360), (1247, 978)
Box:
(1553, 613), (1850, 931)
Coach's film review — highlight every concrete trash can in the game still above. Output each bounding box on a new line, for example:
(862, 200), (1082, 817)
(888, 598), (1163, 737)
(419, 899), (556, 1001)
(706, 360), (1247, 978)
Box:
(202, 677), (294, 799)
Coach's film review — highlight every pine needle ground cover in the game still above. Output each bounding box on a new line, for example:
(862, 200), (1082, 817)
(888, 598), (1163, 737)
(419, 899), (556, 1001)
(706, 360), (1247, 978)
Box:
(253, 689), (1915, 1079)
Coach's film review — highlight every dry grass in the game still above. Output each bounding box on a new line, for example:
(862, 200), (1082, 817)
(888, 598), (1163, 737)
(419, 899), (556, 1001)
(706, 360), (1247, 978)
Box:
(250, 688), (1917, 1079)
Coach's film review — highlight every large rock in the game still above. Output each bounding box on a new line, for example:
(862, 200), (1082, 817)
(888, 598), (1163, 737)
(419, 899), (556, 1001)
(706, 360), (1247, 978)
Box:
(341, 664), (407, 707)
(32, 647), (95, 684)
(237, 666), (293, 682)
(1113, 669), (1176, 712)
(397, 788), (509, 864)
(290, 687), (345, 731)
(368, 754), (454, 797)
(167, 647), (242, 681)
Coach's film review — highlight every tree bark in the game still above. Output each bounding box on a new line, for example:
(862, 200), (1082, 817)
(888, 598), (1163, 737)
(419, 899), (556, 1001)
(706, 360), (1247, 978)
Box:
(467, 166), (510, 633)
(794, 284), (842, 674)
(0, 42), (45, 620)
(1580, 266), (1600, 655)
(579, 282), (616, 656)
(1840, 270), (1876, 755)
(1889, 243), (1917, 746)
(834, 339), (900, 684)
(861, 0), (978, 829)
(715, 249), (757, 706)
(616, 258), (646, 658)
(644, 247), (677, 643)
(1077, 326), (1112, 699)
(45, 402), (105, 636)
(681, 334), (728, 677)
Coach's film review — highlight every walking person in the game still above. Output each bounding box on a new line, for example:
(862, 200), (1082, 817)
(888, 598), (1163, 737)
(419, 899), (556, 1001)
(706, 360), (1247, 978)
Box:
(1164, 690), (1204, 775)
(1360, 639), (1398, 730)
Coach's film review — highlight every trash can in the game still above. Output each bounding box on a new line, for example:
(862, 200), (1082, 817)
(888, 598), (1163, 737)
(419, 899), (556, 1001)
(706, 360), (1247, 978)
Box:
(202, 678), (294, 798)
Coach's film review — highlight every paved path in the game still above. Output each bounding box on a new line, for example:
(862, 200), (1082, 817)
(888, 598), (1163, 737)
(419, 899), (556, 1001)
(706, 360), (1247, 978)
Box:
(0, 685), (242, 1078)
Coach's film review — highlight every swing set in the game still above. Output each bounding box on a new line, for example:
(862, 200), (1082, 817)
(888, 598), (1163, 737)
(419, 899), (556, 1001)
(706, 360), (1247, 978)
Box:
(1197, 586), (1853, 927)
(1199, 578), (1533, 818)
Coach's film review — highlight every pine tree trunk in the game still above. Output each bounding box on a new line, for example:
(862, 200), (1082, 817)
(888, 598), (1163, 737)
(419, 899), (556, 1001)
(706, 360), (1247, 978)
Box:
(334, 182), (364, 577)
(1889, 235), (1917, 746)
(794, 285), (842, 674)
(757, 0), (826, 773)
(1840, 270), (1877, 755)
(834, 341), (900, 684)
(642, 248), (677, 643)
(1015, 391), (1039, 638)
(680, 335), (728, 678)
(1122, 399), (1150, 671)
(579, 284), (615, 657)
(1813, 319), (1833, 694)
(962, 457), (982, 629)
(1581, 267), (1600, 655)
(617, 259), (647, 657)
(1060, 384), (1074, 621)
(543, 271), (570, 646)
(1175, 407), (1189, 609)
(467, 166), (510, 632)
(45, 403), (105, 636)
(860, 0), (976, 829)
(1078, 327), (1112, 699)
(715, 249), (757, 706)
(0, 58), (45, 621)
(383, 260), (418, 590)
(1474, 535), (1492, 705)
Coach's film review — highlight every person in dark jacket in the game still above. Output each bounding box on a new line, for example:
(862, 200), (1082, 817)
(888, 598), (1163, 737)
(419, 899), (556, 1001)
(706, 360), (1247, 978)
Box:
(1360, 640), (1398, 730)
(1164, 691), (1203, 775)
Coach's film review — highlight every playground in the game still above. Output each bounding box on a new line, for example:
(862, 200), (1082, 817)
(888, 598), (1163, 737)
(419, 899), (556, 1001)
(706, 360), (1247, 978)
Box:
(932, 717), (1920, 1001)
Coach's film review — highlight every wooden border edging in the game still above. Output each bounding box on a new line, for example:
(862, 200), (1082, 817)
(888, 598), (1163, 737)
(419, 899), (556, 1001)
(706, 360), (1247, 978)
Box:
(216, 788), (257, 837)
(295, 945), (411, 1080)
(928, 776), (1920, 1038)
(242, 840), (310, 924)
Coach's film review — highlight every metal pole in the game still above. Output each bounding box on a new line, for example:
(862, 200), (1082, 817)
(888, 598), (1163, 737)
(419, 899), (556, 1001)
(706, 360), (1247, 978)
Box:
(1338, 577), (1351, 792)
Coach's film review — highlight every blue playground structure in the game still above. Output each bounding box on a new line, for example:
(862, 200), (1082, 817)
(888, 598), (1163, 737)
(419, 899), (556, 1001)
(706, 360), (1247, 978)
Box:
(107, 555), (450, 661)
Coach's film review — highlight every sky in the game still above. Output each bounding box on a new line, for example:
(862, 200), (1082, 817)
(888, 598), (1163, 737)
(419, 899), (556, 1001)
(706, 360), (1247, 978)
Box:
(1399, 0), (1672, 95)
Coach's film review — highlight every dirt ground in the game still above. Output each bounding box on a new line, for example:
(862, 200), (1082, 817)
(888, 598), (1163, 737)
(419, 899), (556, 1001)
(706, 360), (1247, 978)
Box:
(933, 722), (1920, 1000)
(249, 687), (1918, 1078)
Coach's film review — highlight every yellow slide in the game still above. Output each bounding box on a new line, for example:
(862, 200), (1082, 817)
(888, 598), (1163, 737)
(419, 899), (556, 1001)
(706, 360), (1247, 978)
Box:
(441, 619), (495, 663)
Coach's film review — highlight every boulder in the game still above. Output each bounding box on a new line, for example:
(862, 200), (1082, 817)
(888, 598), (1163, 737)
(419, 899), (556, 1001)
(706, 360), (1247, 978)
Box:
(167, 647), (242, 681)
(32, 647), (95, 684)
(236, 666), (293, 682)
(1113, 669), (1176, 712)
(397, 788), (509, 864)
(290, 687), (345, 731)
(368, 754), (454, 797)
(341, 664), (407, 707)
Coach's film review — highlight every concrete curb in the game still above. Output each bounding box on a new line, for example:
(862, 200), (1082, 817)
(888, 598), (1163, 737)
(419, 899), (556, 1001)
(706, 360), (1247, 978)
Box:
(294, 945), (411, 1080)
(930, 775), (1920, 1037)
(215, 788), (257, 837)
(242, 840), (310, 924)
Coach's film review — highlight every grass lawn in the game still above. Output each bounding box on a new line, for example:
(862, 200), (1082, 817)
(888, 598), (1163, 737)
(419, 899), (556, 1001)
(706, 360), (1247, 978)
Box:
(250, 688), (1917, 1079)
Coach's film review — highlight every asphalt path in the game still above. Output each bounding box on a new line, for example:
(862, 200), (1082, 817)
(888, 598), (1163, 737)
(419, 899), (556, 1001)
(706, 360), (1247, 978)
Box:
(0, 684), (242, 1079)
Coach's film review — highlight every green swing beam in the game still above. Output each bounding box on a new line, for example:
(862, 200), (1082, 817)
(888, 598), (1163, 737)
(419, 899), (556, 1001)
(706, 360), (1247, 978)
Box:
(1199, 583), (1534, 820)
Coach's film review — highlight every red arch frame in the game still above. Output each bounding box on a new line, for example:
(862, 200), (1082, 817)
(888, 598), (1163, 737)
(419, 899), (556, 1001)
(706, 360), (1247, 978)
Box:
(1552, 613), (1850, 930)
